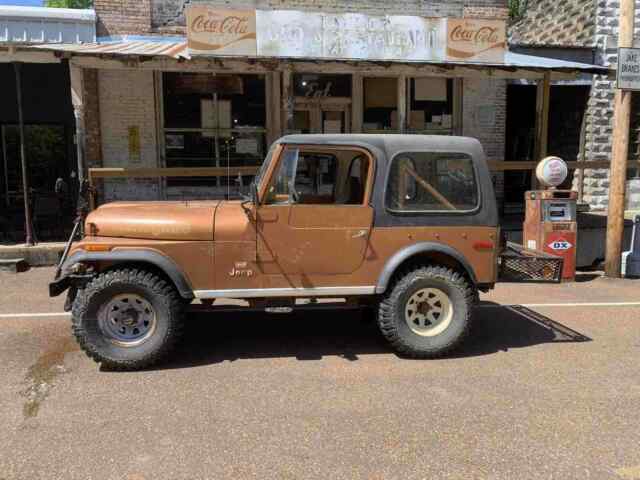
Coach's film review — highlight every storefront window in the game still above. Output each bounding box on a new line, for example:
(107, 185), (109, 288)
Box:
(162, 72), (267, 195)
(363, 77), (398, 132)
(408, 78), (453, 134)
(291, 74), (352, 134)
(292, 74), (351, 98)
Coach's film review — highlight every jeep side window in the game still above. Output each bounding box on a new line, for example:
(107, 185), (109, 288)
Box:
(265, 147), (370, 205)
(386, 152), (478, 212)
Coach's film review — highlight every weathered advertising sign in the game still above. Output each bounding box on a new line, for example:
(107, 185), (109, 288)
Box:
(446, 18), (506, 63)
(185, 7), (506, 63)
(186, 7), (257, 55)
(617, 47), (640, 90)
(256, 11), (446, 61)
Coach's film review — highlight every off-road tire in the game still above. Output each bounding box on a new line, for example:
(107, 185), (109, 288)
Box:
(72, 268), (184, 370)
(377, 266), (474, 358)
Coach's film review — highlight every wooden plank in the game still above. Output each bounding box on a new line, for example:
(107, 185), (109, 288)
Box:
(70, 56), (571, 81)
(397, 75), (407, 133)
(351, 73), (363, 133)
(404, 165), (457, 210)
(89, 166), (260, 179)
(606, 0), (635, 277)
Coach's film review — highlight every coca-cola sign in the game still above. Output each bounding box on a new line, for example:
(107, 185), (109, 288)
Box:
(446, 19), (506, 62)
(186, 7), (256, 55)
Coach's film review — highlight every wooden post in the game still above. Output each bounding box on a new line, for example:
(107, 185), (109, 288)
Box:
(281, 67), (294, 133)
(266, 71), (282, 146)
(576, 104), (588, 203)
(605, 0), (635, 277)
(533, 71), (551, 188)
(69, 64), (86, 183)
(397, 75), (407, 133)
(351, 73), (363, 133)
(13, 62), (35, 246)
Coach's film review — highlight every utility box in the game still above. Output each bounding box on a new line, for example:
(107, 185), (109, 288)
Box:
(523, 190), (577, 281)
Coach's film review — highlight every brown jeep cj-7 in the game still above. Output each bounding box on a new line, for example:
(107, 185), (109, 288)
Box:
(50, 134), (555, 370)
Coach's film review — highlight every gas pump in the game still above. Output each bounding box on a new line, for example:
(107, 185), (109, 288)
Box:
(523, 157), (577, 281)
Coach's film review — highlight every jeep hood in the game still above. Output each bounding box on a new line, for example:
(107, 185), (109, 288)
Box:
(85, 201), (220, 241)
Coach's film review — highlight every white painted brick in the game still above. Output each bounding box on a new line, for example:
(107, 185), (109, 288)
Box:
(98, 69), (160, 202)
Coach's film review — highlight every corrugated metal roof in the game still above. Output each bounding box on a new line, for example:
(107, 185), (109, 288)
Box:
(0, 6), (95, 44)
(32, 40), (189, 59)
(30, 38), (608, 73)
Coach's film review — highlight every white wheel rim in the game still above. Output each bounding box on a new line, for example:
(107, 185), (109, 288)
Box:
(98, 293), (157, 347)
(404, 288), (454, 337)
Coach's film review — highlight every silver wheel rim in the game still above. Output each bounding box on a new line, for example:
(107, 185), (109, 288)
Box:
(98, 293), (157, 347)
(404, 288), (454, 337)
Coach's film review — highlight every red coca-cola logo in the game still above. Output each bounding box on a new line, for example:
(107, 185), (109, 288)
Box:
(191, 14), (250, 35)
(450, 25), (499, 45)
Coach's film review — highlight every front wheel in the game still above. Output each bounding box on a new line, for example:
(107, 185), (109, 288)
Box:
(377, 266), (474, 358)
(72, 268), (185, 370)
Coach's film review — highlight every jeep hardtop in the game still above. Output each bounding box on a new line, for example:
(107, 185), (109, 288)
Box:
(51, 134), (508, 369)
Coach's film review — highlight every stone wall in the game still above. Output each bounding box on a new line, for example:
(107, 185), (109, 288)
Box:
(98, 69), (160, 202)
(576, 0), (640, 209)
(510, 0), (596, 47)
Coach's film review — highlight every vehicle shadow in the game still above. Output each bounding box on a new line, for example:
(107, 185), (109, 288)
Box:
(131, 303), (591, 372)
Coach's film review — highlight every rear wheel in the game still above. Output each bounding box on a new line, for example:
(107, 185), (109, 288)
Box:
(377, 266), (474, 358)
(72, 268), (184, 370)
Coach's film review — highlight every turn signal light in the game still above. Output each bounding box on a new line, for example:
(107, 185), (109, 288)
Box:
(473, 241), (495, 251)
(82, 244), (112, 252)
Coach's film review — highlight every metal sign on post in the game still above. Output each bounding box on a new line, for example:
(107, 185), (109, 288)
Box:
(617, 47), (640, 90)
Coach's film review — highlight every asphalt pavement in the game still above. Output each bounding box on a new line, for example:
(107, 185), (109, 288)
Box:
(1, 267), (639, 480)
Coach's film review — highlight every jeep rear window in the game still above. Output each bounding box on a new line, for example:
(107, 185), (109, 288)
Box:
(386, 152), (479, 213)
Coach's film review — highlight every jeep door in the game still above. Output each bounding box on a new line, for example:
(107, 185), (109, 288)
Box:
(256, 145), (374, 276)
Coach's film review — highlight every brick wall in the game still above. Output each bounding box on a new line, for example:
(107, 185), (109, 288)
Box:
(95, 0), (152, 37)
(82, 69), (102, 169)
(463, 6), (509, 19)
(510, 0), (596, 47)
(151, 0), (505, 29)
(462, 78), (507, 201)
(98, 69), (160, 202)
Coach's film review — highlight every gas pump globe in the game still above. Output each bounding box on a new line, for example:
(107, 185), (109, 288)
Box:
(523, 156), (578, 281)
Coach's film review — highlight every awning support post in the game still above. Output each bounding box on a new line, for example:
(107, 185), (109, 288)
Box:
(606, 0), (635, 278)
(533, 71), (551, 189)
(13, 62), (35, 246)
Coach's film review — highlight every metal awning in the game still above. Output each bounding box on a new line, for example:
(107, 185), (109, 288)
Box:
(28, 38), (609, 75)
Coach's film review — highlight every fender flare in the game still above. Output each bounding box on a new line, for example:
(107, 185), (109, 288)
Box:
(62, 250), (194, 299)
(375, 242), (478, 294)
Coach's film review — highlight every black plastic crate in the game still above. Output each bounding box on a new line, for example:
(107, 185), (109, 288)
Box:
(499, 242), (564, 283)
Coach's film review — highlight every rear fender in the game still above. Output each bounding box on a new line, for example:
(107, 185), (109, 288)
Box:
(375, 242), (478, 294)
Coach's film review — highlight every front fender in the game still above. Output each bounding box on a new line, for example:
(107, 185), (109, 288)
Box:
(375, 242), (478, 294)
(58, 249), (194, 299)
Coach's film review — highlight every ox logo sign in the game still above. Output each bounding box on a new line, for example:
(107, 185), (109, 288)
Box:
(548, 238), (573, 251)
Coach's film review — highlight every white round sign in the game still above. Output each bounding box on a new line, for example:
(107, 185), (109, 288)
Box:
(536, 156), (568, 187)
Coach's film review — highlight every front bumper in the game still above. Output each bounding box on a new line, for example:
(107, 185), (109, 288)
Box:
(49, 276), (71, 297)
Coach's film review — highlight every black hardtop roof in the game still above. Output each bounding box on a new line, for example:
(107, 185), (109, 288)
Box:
(277, 134), (485, 160)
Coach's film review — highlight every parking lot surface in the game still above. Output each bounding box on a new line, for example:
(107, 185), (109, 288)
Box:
(1, 267), (639, 480)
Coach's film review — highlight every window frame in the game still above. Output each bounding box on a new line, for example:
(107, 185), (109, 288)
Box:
(383, 150), (482, 215)
(261, 144), (376, 207)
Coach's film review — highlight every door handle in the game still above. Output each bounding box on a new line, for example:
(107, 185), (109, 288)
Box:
(351, 229), (368, 239)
